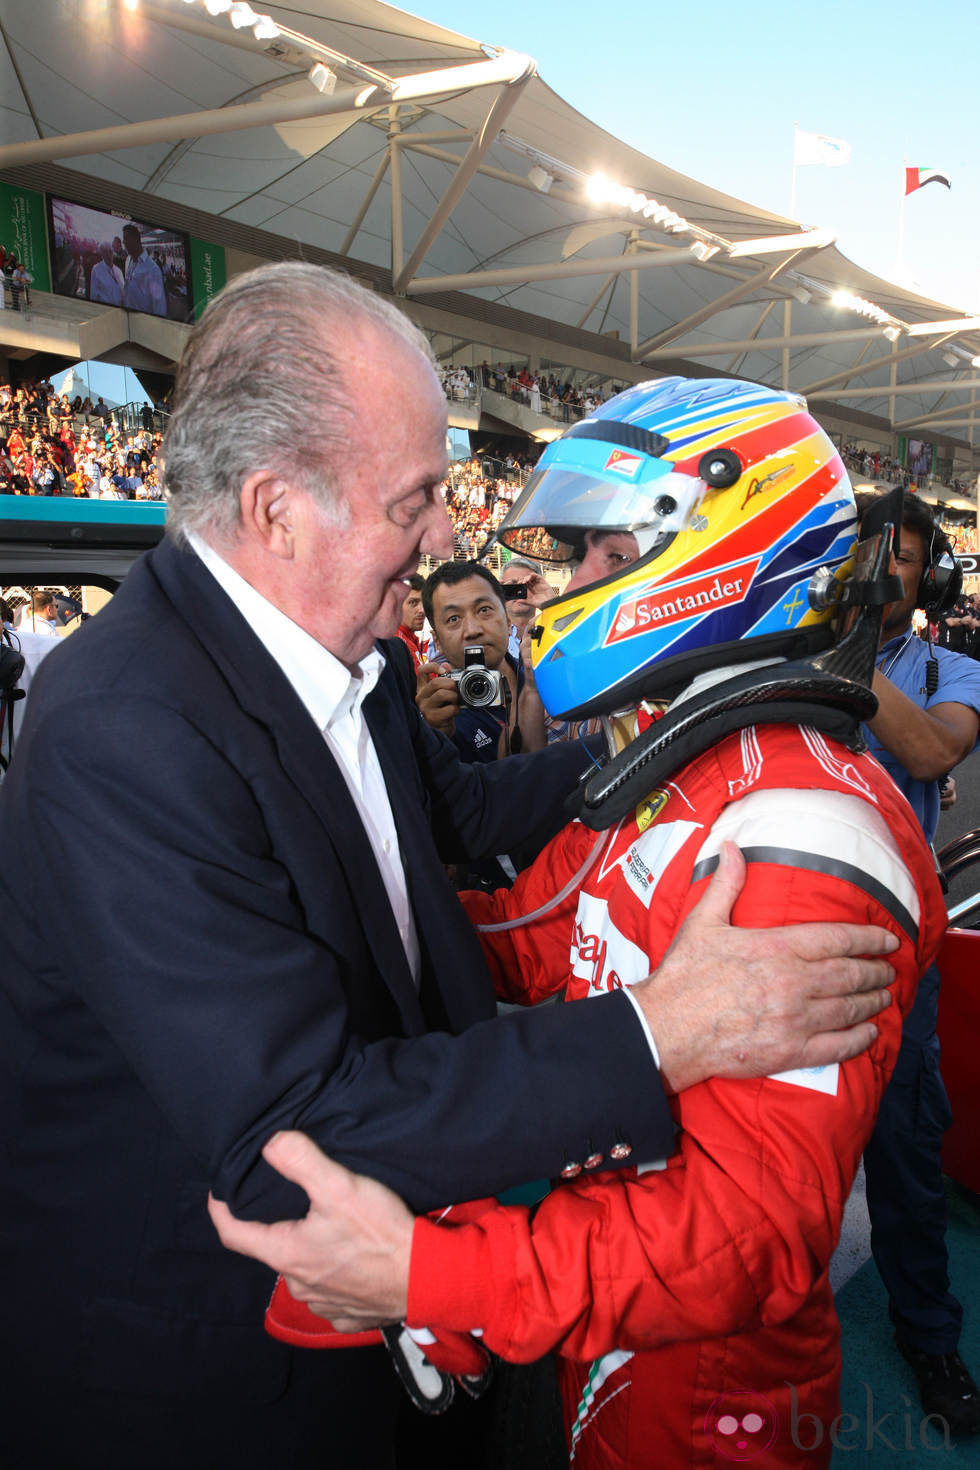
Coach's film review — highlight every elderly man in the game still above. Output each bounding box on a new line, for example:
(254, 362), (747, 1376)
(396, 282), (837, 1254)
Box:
(90, 241), (124, 306)
(0, 264), (898, 1470)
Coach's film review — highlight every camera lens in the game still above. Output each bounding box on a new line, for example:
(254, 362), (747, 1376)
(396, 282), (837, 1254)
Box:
(467, 675), (490, 701)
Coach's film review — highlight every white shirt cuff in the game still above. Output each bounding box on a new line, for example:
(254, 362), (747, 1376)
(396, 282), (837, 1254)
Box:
(621, 985), (661, 1070)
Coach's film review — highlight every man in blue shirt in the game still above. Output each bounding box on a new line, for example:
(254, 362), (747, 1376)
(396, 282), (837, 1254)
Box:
(860, 491), (980, 1436)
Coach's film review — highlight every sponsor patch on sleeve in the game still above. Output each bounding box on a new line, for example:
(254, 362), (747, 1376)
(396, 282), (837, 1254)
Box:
(768, 1063), (840, 1097)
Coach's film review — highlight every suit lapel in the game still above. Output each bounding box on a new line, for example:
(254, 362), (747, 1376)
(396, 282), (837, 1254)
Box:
(146, 538), (423, 1030)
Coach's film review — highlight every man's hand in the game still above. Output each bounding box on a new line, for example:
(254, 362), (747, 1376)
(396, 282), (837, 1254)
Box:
(208, 1131), (413, 1332)
(631, 842), (899, 1094)
(415, 661), (459, 735)
(520, 570), (557, 608)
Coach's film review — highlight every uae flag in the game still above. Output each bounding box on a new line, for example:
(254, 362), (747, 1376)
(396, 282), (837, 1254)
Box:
(905, 167), (951, 195)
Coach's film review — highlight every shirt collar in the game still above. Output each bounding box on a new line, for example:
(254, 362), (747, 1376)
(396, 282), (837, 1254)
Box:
(188, 532), (384, 731)
(878, 625), (915, 657)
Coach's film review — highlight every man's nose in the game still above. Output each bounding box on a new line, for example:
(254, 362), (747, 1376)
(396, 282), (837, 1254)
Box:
(422, 499), (455, 560)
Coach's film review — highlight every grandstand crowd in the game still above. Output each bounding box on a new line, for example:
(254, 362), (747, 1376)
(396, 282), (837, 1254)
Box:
(0, 379), (162, 499)
(440, 359), (629, 424)
(2, 374), (977, 576)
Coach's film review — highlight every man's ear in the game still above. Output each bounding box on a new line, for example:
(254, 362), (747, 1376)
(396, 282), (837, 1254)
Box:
(239, 472), (296, 559)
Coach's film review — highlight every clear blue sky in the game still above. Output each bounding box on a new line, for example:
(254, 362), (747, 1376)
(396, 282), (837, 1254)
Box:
(420, 0), (980, 310)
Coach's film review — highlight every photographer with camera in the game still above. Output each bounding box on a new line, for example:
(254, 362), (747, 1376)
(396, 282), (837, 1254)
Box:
(498, 556), (550, 657)
(416, 560), (546, 762)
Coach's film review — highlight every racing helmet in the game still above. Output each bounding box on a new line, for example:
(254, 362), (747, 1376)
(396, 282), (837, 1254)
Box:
(497, 376), (856, 718)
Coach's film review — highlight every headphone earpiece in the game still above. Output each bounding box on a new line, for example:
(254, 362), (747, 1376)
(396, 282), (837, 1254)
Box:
(918, 525), (962, 615)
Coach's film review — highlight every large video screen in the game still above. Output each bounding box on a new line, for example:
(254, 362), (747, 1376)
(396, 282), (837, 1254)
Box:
(47, 196), (193, 322)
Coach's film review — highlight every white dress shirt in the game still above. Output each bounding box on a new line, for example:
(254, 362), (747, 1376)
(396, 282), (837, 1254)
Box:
(189, 534), (421, 984)
(123, 251), (166, 316)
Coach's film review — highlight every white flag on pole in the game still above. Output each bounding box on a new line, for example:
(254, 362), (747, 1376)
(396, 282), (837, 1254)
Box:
(794, 129), (851, 168)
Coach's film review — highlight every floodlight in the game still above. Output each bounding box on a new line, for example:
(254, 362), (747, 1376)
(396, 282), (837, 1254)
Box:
(309, 63), (337, 95)
(229, 2), (259, 27)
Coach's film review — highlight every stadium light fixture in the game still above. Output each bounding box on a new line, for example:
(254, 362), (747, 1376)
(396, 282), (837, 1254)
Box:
(527, 165), (553, 194)
(309, 62), (338, 95)
(585, 173), (690, 234)
(252, 15), (280, 39)
(229, 2), (259, 27)
(831, 289), (898, 330)
(203, 0), (231, 14)
(689, 240), (719, 263)
(882, 326), (902, 342)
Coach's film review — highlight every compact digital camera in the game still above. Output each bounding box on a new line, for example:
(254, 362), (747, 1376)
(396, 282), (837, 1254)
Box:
(450, 645), (504, 708)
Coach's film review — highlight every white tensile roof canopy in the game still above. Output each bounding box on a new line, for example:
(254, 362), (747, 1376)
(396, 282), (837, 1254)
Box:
(0, 0), (978, 460)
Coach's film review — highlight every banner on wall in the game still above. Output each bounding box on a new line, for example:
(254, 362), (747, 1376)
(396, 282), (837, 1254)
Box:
(0, 180), (51, 291)
(189, 238), (226, 318)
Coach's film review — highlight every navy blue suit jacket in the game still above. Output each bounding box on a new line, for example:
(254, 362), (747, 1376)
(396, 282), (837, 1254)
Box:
(0, 536), (672, 1400)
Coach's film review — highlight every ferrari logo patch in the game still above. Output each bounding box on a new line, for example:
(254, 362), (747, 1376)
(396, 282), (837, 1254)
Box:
(635, 790), (668, 832)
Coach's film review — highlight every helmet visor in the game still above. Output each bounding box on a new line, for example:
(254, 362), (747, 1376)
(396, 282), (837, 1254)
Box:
(497, 435), (706, 563)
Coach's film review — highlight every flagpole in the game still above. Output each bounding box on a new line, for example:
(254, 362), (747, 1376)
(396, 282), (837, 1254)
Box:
(790, 122), (799, 218)
(897, 156), (907, 273)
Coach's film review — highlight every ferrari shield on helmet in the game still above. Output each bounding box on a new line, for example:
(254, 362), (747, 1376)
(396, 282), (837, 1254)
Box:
(497, 377), (856, 719)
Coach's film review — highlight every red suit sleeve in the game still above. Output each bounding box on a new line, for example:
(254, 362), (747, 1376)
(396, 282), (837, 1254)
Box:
(460, 821), (602, 1006)
(409, 839), (946, 1364)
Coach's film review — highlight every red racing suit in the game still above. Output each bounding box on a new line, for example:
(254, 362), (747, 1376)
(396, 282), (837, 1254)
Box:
(406, 721), (947, 1467)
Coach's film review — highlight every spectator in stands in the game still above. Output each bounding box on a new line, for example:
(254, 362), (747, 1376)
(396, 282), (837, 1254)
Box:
(90, 242), (124, 307)
(30, 452), (60, 496)
(143, 466), (164, 500)
(8, 257), (31, 311)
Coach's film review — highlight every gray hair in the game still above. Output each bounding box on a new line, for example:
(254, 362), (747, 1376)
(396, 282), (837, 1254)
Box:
(162, 261), (433, 544)
(499, 556), (541, 578)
